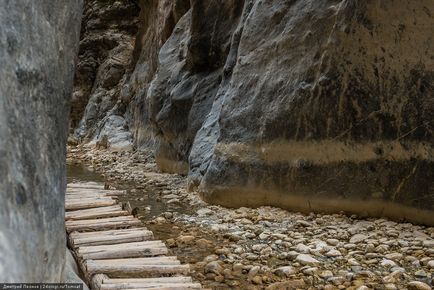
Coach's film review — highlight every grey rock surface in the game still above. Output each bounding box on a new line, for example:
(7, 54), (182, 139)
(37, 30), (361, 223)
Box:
(0, 0), (82, 281)
(197, 0), (434, 225)
(71, 0), (434, 224)
(72, 0), (139, 149)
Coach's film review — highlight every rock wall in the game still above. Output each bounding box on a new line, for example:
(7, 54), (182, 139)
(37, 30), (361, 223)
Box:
(72, 0), (140, 149)
(72, 0), (434, 225)
(0, 0), (82, 282)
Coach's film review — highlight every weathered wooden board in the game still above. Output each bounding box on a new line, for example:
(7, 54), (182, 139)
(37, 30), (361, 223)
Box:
(66, 183), (201, 289)
(78, 241), (168, 259)
(93, 275), (200, 290)
(86, 257), (188, 275)
(66, 199), (117, 211)
(70, 228), (153, 247)
(66, 205), (128, 221)
(68, 182), (105, 189)
(66, 216), (141, 232)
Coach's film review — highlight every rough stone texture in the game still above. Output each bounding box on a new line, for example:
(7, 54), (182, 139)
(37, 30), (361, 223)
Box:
(72, 0), (140, 149)
(72, 0), (434, 224)
(0, 0), (82, 282)
(196, 0), (434, 225)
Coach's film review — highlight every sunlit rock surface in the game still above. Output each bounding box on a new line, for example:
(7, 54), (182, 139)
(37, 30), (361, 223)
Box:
(0, 0), (82, 281)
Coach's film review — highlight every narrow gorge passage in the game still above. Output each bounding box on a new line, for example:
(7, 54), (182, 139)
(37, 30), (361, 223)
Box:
(0, 0), (433, 289)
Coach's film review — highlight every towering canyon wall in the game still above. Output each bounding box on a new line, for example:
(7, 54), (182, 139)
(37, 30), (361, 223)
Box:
(73, 0), (434, 225)
(0, 0), (82, 281)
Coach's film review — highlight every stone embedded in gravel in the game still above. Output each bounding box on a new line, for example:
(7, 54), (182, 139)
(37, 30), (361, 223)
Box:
(380, 259), (397, 267)
(295, 243), (310, 254)
(422, 240), (434, 247)
(325, 249), (342, 257)
(203, 254), (219, 263)
(327, 239), (340, 246)
(385, 252), (403, 261)
(295, 220), (312, 227)
(273, 266), (296, 277)
(407, 281), (432, 290)
(248, 265), (260, 278)
(205, 261), (223, 274)
(414, 270), (427, 278)
(296, 254), (320, 266)
(427, 260), (434, 269)
(319, 270), (333, 279)
(251, 275), (262, 284)
(176, 235), (195, 245)
(197, 208), (213, 216)
(266, 280), (305, 290)
(350, 234), (369, 244)
(232, 263), (244, 275)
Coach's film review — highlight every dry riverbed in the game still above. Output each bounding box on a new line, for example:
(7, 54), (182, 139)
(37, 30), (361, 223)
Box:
(67, 145), (434, 290)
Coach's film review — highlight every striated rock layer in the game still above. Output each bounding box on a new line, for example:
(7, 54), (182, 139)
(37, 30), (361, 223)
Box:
(73, 0), (434, 225)
(0, 0), (82, 281)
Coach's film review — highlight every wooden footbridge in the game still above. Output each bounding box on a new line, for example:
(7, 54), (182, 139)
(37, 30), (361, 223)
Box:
(65, 182), (202, 290)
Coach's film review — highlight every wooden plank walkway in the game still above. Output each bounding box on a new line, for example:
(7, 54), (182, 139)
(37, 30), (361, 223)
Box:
(66, 182), (202, 290)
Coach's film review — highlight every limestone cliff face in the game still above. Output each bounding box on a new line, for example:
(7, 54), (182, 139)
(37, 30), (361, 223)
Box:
(0, 0), (82, 281)
(72, 0), (139, 149)
(73, 0), (434, 225)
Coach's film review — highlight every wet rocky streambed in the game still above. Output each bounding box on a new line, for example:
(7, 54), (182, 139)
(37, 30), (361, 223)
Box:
(67, 147), (434, 290)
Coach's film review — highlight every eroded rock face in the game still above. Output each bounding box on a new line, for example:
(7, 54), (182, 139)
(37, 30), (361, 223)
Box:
(72, 0), (140, 149)
(72, 0), (434, 224)
(0, 0), (82, 281)
(196, 0), (434, 224)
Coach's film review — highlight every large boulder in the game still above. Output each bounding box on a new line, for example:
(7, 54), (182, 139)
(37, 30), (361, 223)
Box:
(0, 0), (82, 281)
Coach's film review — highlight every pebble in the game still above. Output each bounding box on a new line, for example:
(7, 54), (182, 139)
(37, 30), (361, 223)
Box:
(296, 254), (320, 266)
(205, 261), (222, 274)
(407, 281), (432, 290)
(273, 266), (296, 277)
(248, 265), (260, 278)
(325, 249), (342, 257)
(350, 234), (368, 244)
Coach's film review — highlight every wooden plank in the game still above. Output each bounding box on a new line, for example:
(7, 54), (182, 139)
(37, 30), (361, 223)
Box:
(67, 189), (126, 196)
(66, 199), (117, 210)
(88, 262), (190, 276)
(70, 228), (149, 239)
(78, 241), (168, 260)
(86, 257), (181, 274)
(100, 282), (201, 290)
(71, 229), (154, 247)
(66, 205), (128, 221)
(88, 256), (179, 265)
(66, 216), (141, 232)
(66, 192), (111, 198)
(66, 197), (115, 203)
(105, 277), (193, 284)
(66, 204), (123, 215)
(68, 182), (105, 189)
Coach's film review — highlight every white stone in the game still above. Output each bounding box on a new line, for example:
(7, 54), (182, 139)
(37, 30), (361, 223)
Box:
(350, 234), (368, 244)
(296, 254), (320, 266)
